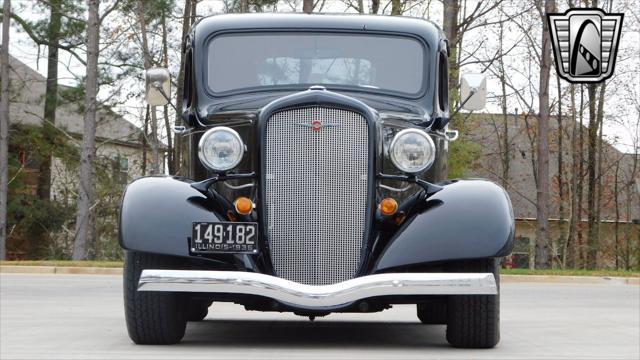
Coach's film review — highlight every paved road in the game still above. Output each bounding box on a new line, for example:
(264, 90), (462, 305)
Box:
(1, 274), (638, 359)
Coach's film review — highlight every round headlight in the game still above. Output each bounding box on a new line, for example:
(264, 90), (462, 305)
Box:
(198, 127), (244, 172)
(389, 129), (436, 174)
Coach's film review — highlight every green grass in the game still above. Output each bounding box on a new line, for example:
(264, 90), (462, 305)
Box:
(0, 260), (123, 268)
(502, 268), (640, 278)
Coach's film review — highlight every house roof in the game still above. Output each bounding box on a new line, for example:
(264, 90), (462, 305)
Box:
(6, 54), (156, 148)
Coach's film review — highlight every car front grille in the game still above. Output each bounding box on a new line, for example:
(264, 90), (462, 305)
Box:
(264, 106), (369, 285)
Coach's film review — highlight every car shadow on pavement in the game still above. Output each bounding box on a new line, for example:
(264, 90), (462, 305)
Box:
(184, 320), (450, 348)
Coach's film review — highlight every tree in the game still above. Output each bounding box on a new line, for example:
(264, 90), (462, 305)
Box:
(442, 0), (502, 112)
(129, 0), (185, 175)
(617, 79), (640, 269)
(391, 0), (402, 15)
(240, 0), (249, 12)
(225, 0), (277, 13)
(0, 0), (10, 260)
(174, 0), (196, 175)
(565, 83), (580, 268)
(554, 74), (565, 267)
(72, 0), (100, 260)
(3, 1), (85, 202)
(161, 8), (173, 174)
(576, 85), (585, 266)
(496, 12), (511, 189)
(589, 81), (607, 268)
(371, 0), (380, 14)
(37, 0), (62, 202)
(585, 82), (598, 268)
(442, 0), (461, 111)
(303, 0), (313, 13)
(534, 0), (554, 269)
(1, 0), (85, 255)
(137, 0), (160, 175)
(441, 0), (503, 178)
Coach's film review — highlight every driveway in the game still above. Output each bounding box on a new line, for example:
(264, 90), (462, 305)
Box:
(1, 273), (638, 359)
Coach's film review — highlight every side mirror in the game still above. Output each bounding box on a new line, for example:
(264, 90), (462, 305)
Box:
(460, 74), (487, 111)
(145, 68), (171, 106)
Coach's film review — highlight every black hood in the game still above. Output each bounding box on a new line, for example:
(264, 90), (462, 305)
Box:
(198, 90), (432, 127)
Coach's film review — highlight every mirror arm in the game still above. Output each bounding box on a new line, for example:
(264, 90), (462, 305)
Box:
(450, 88), (477, 118)
(377, 173), (443, 196)
(151, 81), (178, 112)
(191, 172), (257, 195)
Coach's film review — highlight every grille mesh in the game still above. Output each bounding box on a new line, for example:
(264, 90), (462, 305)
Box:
(265, 107), (369, 285)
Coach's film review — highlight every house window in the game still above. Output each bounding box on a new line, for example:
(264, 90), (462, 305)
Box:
(10, 144), (41, 170)
(9, 144), (41, 195)
(507, 236), (531, 269)
(112, 155), (129, 185)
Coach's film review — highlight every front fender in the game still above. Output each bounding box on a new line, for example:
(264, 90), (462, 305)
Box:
(372, 179), (515, 272)
(119, 176), (223, 257)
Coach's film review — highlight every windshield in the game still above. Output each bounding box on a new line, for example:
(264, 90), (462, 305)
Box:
(206, 33), (425, 95)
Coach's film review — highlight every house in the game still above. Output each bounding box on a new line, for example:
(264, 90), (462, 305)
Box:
(6, 54), (161, 199)
(4, 55), (167, 259)
(463, 112), (639, 269)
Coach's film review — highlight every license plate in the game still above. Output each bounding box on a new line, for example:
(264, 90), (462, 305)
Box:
(191, 222), (258, 254)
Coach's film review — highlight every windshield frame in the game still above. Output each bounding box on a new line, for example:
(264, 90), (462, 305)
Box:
(201, 29), (430, 100)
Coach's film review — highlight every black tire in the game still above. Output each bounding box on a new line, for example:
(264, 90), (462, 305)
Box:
(417, 297), (447, 324)
(186, 299), (210, 322)
(124, 251), (187, 345)
(445, 258), (500, 348)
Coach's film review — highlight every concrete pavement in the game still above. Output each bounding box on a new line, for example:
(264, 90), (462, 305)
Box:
(1, 273), (639, 359)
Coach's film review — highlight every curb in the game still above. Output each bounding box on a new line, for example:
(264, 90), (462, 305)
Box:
(501, 274), (639, 285)
(1, 266), (638, 285)
(0, 266), (123, 275)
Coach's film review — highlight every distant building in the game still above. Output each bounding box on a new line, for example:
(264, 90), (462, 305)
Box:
(465, 112), (639, 268)
(6, 55), (161, 199)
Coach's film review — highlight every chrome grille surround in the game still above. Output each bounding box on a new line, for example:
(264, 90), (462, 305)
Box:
(265, 106), (369, 285)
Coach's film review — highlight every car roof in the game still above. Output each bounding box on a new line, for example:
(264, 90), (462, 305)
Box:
(193, 13), (443, 45)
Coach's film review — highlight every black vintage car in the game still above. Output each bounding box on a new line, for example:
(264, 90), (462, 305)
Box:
(120, 13), (514, 348)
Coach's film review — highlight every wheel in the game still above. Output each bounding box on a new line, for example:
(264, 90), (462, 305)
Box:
(445, 258), (500, 348)
(186, 298), (211, 322)
(123, 251), (187, 344)
(417, 297), (447, 324)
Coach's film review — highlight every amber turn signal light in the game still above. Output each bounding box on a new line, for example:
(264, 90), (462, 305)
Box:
(379, 198), (398, 216)
(234, 197), (253, 215)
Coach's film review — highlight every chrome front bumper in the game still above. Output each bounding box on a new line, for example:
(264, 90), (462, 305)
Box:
(138, 270), (497, 309)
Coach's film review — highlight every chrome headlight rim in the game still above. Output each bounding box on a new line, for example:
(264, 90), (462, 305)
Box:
(197, 126), (245, 172)
(389, 128), (436, 174)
